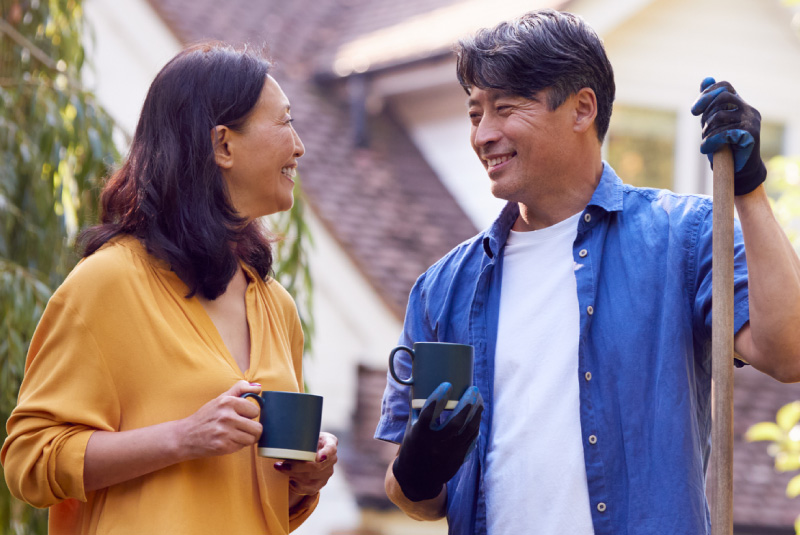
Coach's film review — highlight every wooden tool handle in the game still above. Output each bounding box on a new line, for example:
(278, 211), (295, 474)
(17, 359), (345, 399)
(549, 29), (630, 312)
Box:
(711, 145), (735, 535)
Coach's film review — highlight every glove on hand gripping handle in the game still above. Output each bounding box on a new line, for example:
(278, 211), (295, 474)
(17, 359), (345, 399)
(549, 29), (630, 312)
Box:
(392, 383), (484, 502)
(691, 77), (766, 196)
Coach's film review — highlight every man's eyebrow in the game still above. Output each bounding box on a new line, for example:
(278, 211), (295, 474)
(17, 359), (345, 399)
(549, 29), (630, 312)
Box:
(466, 90), (523, 108)
(466, 94), (497, 108)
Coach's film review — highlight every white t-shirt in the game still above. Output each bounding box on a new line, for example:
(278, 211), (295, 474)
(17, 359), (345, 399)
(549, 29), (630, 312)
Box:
(485, 212), (594, 534)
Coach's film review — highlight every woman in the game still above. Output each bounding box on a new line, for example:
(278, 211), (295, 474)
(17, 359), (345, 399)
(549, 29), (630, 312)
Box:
(1, 42), (337, 534)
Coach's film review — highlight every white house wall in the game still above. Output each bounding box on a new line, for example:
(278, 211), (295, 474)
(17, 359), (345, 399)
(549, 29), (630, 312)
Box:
(601, 0), (800, 124)
(295, 210), (404, 532)
(599, 0), (800, 189)
(83, 0), (183, 137)
(301, 207), (403, 431)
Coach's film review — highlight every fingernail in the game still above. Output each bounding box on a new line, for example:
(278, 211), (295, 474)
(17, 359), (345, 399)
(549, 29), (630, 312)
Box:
(249, 382), (261, 386)
(320, 454), (327, 462)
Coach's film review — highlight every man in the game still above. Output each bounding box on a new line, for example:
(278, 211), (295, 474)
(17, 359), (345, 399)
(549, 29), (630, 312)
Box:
(374, 8), (800, 535)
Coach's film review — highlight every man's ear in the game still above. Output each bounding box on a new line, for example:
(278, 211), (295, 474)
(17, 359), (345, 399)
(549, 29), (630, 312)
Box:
(212, 125), (234, 169)
(573, 87), (598, 135)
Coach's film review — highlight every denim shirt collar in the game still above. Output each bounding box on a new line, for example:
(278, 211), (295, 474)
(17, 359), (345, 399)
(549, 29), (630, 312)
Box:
(481, 162), (624, 259)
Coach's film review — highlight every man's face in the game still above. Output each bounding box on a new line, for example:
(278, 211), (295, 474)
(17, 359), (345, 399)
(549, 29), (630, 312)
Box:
(467, 86), (575, 204)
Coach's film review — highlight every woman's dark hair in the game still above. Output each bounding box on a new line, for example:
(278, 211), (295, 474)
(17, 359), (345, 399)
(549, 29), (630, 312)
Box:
(456, 9), (615, 142)
(81, 42), (274, 299)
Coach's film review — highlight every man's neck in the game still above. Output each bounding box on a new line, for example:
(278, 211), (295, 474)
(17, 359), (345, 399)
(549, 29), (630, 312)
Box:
(513, 157), (603, 232)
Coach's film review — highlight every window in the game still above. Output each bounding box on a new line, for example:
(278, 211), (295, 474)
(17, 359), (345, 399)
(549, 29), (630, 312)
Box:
(761, 121), (785, 163)
(605, 106), (677, 190)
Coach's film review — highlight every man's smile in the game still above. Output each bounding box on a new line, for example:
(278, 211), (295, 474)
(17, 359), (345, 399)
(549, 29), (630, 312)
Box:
(484, 152), (517, 173)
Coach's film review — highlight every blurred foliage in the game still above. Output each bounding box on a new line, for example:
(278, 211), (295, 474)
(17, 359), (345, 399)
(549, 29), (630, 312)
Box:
(1, 0), (118, 531)
(269, 175), (315, 359)
(746, 401), (800, 534)
(0, 1), (314, 533)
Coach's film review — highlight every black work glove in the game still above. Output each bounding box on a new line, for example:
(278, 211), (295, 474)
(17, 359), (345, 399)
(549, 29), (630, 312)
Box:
(691, 76), (766, 196)
(392, 382), (483, 502)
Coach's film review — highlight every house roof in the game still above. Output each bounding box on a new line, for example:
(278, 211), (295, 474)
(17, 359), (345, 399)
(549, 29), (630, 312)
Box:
(145, 0), (800, 529)
(329, 0), (565, 77)
(146, 0), (478, 318)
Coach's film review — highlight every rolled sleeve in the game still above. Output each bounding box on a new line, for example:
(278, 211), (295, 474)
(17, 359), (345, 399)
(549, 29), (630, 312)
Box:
(3, 423), (94, 507)
(374, 381), (410, 445)
(288, 492), (320, 532)
(691, 205), (751, 354)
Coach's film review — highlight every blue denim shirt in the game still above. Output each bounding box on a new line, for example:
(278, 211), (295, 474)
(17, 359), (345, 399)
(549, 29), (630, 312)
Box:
(375, 164), (750, 535)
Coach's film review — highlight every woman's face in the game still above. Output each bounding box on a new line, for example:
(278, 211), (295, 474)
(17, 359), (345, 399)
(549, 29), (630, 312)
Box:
(217, 75), (305, 220)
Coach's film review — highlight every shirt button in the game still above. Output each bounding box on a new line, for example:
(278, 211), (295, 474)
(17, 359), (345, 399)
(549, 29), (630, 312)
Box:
(585, 371), (592, 381)
(588, 435), (598, 445)
(587, 305), (594, 315)
(579, 249), (588, 257)
(597, 502), (607, 513)
(584, 213), (592, 223)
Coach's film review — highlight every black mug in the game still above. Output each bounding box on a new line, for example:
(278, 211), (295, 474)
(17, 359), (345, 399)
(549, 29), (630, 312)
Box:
(241, 391), (323, 461)
(389, 342), (474, 410)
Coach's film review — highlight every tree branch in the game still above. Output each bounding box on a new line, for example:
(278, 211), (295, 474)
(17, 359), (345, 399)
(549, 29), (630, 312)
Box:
(0, 18), (80, 89)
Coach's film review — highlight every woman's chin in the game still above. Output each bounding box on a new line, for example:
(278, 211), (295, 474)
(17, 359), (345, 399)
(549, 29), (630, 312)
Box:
(279, 195), (295, 213)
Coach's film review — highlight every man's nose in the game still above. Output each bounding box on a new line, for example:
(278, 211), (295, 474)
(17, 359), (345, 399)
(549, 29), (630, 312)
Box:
(472, 117), (501, 148)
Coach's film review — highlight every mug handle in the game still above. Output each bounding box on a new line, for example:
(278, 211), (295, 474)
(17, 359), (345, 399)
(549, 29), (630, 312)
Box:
(241, 392), (264, 410)
(389, 345), (415, 386)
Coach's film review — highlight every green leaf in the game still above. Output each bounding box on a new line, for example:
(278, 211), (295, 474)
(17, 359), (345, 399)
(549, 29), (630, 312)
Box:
(745, 421), (784, 442)
(776, 453), (800, 472)
(788, 474), (800, 498)
(778, 402), (800, 432)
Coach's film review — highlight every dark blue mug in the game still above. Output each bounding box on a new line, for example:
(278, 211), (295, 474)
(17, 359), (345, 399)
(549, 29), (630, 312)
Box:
(241, 391), (323, 461)
(389, 342), (474, 410)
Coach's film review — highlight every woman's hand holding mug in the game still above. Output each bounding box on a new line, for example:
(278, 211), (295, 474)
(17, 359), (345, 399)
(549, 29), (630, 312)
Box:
(177, 380), (263, 460)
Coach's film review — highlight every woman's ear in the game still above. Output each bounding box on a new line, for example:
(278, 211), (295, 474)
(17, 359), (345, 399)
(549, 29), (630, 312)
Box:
(573, 87), (598, 135)
(212, 125), (234, 169)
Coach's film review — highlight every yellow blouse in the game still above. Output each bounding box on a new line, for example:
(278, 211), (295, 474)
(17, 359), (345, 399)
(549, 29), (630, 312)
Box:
(1, 237), (317, 534)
